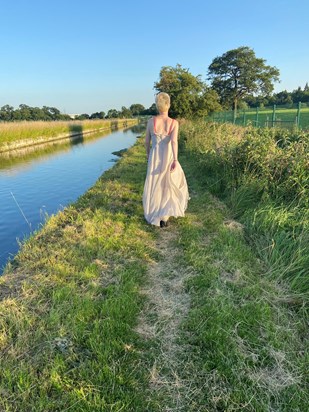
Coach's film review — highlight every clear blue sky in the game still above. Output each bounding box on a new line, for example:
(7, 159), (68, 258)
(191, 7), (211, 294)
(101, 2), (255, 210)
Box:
(1, 0), (308, 115)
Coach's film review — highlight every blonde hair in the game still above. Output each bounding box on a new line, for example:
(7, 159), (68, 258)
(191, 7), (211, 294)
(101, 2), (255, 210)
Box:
(155, 92), (170, 112)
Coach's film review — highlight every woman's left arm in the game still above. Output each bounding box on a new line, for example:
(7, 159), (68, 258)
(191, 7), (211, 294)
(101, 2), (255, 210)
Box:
(145, 120), (151, 159)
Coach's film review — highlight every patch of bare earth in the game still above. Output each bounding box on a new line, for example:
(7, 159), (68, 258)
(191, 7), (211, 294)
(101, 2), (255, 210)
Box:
(135, 226), (193, 411)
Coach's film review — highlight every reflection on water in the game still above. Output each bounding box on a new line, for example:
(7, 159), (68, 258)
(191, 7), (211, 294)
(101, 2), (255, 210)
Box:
(0, 124), (145, 273)
(0, 129), (112, 172)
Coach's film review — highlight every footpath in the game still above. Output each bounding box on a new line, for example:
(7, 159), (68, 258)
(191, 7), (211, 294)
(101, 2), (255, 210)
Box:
(0, 137), (307, 411)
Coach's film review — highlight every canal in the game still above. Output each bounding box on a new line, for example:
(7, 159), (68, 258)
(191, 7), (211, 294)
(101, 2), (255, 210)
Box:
(0, 124), (145, 273)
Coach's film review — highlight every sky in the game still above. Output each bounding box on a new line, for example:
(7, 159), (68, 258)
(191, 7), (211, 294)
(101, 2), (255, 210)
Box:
(1, 0), (309, 115)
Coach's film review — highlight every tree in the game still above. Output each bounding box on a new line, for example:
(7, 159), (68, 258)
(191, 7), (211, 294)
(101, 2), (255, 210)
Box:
(76, 113), (90, 120)
(119, 106), (132, 118)
(106, 109), (119, 119)
(154, 64), (220, 118)
(208, 46), (280, 120)
(90, 111), (105, 119)
(141, 103), (157, 116)
(130, 103), (145, 116)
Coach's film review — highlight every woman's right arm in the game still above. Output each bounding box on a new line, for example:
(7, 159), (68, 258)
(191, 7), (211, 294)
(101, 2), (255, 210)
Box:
(170, 120), (179, 172)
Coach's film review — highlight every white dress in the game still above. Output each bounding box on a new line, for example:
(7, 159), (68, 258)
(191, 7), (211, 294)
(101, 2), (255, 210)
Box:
(143, 117), (189, 226)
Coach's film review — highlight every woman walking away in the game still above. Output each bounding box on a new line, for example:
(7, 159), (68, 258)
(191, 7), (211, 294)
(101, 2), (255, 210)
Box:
(143, 92), (189, 227)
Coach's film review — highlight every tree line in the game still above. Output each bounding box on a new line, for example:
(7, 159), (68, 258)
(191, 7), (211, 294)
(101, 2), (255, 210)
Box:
(1, 46), (308, 122)
(0, 103), (149, 122)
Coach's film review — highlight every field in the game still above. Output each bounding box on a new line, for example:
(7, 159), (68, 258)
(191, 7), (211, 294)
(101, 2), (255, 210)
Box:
(212, 105), (309, 129)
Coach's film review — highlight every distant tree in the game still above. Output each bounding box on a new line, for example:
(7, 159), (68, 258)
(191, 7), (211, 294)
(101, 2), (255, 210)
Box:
(141, 103), (157, 116)
(208, 46), (280, 119)
(30, 107), (46, 120)
(76, 113), (90, 120)
(119, 106), (132, 118)
(274, 90), (293, 106)
(154, 64), (220, 118)
(106, 109), (119, 119)
(130, 103), (145, 116)
(0, 105), (14, 121)
(90, 111), (105, 119)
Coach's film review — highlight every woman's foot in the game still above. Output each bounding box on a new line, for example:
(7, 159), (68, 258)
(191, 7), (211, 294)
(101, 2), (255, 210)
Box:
(160, 220), (168, 228)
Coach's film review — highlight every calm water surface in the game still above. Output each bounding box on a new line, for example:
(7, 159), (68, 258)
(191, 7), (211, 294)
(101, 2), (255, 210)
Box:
(0, 125), (145, 273)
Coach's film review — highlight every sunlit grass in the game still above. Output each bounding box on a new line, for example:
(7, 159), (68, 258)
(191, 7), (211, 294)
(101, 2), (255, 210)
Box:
(181, 120), (309, 298)
(0, 138), (160, 411)
(0, 119), (137, 148)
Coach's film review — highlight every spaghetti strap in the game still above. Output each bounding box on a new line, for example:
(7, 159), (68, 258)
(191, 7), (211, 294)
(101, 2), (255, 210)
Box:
(153, 116), (174, 136)
(168, 119), (174, 135)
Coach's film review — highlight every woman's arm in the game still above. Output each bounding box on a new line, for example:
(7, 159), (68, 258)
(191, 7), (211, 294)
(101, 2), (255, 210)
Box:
(145, 119), (151, 159)
(170, 120), (179, 172)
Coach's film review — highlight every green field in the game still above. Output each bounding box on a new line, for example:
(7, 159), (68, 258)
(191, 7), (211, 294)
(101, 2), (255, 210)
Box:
(211, 105), (309, 129)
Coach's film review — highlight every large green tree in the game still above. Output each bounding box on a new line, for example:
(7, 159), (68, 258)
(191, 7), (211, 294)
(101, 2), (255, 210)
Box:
(208, 46), (280, 118)
(154, 64), (220, 118)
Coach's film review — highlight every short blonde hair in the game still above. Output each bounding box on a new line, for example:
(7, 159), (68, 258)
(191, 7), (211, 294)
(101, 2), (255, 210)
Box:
(155, 92), (170, 112)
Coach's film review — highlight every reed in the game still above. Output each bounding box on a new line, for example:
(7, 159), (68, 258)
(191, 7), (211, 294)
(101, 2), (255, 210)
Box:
(181, 120), (309, 298)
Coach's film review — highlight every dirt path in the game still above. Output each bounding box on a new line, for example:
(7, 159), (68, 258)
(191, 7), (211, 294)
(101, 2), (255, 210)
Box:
(136, 227), (194, 411)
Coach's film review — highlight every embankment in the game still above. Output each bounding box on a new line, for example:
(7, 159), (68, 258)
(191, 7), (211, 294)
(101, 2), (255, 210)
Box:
(0, 118), (137, 155)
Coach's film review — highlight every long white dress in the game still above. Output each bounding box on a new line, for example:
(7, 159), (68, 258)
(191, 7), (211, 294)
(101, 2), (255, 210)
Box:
(143, 117), (189, 226)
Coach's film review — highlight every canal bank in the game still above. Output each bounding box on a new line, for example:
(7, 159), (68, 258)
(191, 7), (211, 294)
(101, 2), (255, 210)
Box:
(0, 123), (144, 271)
(0, 118), (137, 155)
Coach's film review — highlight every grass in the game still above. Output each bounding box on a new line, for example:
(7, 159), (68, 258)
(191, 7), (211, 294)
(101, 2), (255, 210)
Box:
(0, 126), (308, 411)
(212, 106), (309, 129)
(0, 119), (137, 150)
(168, 151), (308, 411)
(0, 139), (160, 411)
(181, 121), (309, 298)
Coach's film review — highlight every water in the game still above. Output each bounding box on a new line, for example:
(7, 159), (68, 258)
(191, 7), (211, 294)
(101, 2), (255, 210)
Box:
(0, 124), (145, 273)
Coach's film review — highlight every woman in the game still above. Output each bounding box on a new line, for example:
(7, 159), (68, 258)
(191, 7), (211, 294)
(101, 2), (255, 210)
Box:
(143, 92), (189, 227)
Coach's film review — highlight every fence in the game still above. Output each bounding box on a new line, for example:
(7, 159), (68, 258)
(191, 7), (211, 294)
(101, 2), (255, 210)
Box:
(209, 102), (309, 130)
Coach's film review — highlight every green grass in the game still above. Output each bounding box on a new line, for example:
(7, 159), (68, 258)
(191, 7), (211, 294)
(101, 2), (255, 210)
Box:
(169, 150), (308, 411)
(0, 139), (160, 411)
(0, 127), (308, 411)
(212, 106), (309, 129)
(181, 120), (309, 298)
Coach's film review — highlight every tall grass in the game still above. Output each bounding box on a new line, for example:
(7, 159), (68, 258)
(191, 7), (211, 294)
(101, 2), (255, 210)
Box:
(180, 121), (309, 299)
(0, 119), (137, 148)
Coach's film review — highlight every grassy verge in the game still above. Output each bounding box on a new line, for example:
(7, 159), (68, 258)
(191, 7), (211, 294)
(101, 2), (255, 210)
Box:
(170, 150), (308, 411)
(180, 121), (309, 300)
(0, 119), (137, 151)
(0, 138), (160, 411)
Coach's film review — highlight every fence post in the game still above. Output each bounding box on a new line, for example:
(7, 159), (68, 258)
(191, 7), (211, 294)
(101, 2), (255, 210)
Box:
(243, 110), (246, 125)
(256, 107), (259, 127)
(272, 104), (276, 127)
(296, 102), (301, 129)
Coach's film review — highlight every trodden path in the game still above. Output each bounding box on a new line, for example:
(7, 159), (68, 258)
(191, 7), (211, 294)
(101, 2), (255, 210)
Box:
(136, 228), (192, 411)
